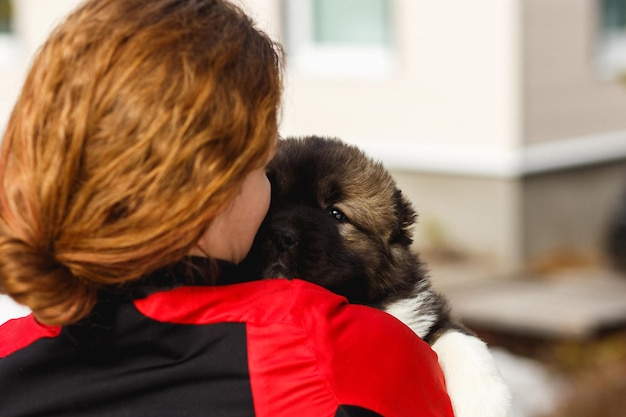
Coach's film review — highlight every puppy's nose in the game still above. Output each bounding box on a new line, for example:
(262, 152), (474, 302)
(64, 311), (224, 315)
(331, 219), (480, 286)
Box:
(272, 228), (298, 250)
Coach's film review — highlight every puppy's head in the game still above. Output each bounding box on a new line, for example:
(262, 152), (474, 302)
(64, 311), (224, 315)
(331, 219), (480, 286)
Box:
(241, 136), (422, 305)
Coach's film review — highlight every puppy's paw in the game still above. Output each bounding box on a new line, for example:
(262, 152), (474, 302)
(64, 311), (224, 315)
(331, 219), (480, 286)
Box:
(432, 331), (512, 417)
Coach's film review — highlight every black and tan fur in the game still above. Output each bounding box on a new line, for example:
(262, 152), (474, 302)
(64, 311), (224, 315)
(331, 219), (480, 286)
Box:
(241, 136), (511, 417)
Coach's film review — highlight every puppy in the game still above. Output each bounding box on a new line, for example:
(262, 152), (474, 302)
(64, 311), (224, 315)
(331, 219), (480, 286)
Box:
(241, 136), (511, 417)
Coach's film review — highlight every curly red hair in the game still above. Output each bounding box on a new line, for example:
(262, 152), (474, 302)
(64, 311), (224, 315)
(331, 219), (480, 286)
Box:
(0, 0), (283, 325)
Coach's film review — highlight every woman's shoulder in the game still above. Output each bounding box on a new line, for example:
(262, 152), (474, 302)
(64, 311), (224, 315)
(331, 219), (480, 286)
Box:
(132, 278), (344, 325)
(134, 279), (453, 417)
(0, 314), (61, 358)
(133, 278), (405, 331)
(134, 278), (436, 358)
(288, 280), (453, 416)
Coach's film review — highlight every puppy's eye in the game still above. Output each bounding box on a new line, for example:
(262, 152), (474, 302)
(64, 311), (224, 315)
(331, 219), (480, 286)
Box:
(328, 208), (348, 223)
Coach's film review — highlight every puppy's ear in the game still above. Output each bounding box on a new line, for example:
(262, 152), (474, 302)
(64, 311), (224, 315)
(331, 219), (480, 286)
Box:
(390, 189), (417, 246)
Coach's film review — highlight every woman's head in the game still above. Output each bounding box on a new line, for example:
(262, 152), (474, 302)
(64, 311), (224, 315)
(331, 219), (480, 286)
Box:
(0, 0), (283, 325)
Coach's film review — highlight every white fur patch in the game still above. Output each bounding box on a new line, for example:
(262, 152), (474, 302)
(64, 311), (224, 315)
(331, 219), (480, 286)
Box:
(432, 331), (512, 417)
(384, 293), (437, 339)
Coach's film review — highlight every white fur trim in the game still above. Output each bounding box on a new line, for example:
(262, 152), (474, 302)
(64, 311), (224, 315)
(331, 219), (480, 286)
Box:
(384, 293), (437, 339)
(432, 331), (512, 417)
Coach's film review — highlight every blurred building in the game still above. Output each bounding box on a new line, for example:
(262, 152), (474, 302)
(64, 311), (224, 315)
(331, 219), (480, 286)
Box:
(1, 0), (625, 277)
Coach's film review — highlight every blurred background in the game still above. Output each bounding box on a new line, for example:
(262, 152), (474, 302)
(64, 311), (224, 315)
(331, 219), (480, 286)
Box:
(1, 1), (626, 416)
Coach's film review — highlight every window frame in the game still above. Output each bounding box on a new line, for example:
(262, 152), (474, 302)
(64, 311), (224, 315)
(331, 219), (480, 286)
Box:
(597, 0), (626, 79)
(283, 0), (397, 79)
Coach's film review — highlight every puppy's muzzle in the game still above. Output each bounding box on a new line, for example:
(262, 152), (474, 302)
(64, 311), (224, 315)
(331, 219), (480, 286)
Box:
(270, 227), (299, 251)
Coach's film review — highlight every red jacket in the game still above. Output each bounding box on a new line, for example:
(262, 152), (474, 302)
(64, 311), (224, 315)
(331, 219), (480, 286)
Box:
(0, 264), (453, 417)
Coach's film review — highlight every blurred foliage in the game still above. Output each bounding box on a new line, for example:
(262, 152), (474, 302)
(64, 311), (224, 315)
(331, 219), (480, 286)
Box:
(546, 352), (626, 417)
(551, 332), (626, 373)
(477, 328), (626, 417)
(546, 333), (626, 417)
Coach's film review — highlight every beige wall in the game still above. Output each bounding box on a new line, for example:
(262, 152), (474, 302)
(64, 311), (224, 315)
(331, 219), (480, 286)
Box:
(5, 0), (626, 170)
(524, 0), (626, 144)
(280, 0), (521, 154)
(522, 160), (626, 263)
(238, 0), (523, 176)
(392, 170), (523, 274)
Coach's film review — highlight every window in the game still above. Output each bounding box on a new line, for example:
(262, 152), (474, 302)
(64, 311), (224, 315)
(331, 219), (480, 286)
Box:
(313, 0), (390, 45)
(283, 0), (395, 78)
(598, 0), (626, 78)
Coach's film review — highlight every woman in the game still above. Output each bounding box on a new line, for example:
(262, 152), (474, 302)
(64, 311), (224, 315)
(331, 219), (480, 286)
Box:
(0, 0), (454, 415)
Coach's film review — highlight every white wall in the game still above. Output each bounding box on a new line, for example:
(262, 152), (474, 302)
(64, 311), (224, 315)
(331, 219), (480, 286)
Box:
(0, 295), (30, 325)
(0, 0), (83, 131)
(278, 0), (522, 175)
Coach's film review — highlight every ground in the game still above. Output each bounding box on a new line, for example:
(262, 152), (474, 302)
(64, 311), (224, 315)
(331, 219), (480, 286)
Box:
(428, 257), (626, 417)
